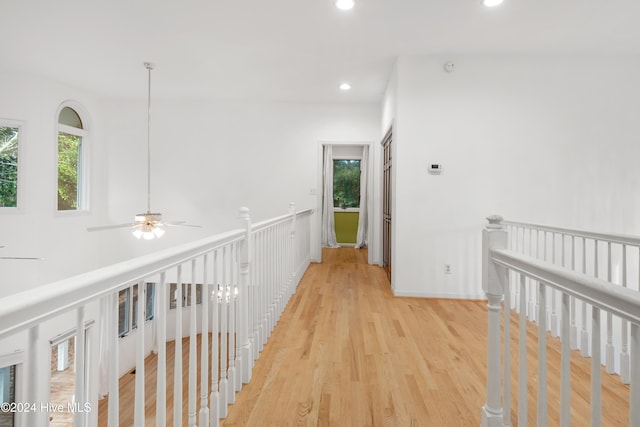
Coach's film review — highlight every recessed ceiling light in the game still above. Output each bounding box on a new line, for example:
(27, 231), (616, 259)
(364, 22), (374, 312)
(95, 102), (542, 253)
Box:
(339, 83), (352, 91)
(335, 0), (355, 11)
(481, 0), (504, 6)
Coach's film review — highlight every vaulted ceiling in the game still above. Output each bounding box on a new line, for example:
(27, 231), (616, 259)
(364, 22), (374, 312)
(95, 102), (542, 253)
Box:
(2, 0), (639, 103)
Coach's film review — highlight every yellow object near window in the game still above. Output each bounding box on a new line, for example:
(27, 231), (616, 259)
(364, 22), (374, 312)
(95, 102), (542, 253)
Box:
(334, 211), (359, 244)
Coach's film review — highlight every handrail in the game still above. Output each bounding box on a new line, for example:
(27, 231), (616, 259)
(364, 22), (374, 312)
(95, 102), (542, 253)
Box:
(0, 228), (245, 341)
(491, 248), (640, 324)
(503, 220), (640, 247)
(251, 209), (313, 233)
(0, 209), (315, 341)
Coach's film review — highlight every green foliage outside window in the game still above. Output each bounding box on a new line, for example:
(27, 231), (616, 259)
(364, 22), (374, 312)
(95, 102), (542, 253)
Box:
(0, 126), (19, 207)
(333, 159), (360, 208)
(58, 132), (81, 210)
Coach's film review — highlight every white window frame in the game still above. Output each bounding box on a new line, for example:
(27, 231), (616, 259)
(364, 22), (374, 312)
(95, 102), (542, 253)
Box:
(332, 156), (362, 212)
(0, 119), (25, 213)
(0, 350), (25, 427)
(119, 283), (155, 339)
(55, 101), (90, 215)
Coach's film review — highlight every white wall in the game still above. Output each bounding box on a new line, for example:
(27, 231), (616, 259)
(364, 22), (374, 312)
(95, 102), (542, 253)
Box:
(101, 99), (380, 262)
(0, 68), (127, 291)
(393, 54), (640, 298)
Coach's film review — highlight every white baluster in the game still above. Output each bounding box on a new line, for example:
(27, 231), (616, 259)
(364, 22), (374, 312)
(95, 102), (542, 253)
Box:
(535, 231), (541, 325)
(108, 292), (119, 427)
(551, 233), (559, 338)
(518, 275), (528, 427)
(581, 238), (589, 358)
(254, 232), (261, 355)
(630, 323), (640, 427)
(174, 266), (183, 427)
(188, 261), (198, 427)
(27, 325), (42, 427)
(257, 230), (265, 355)
(570, 236), (578, 350)
(239, 207), (253, 384)
(481, 215), (506, 427)
(278, 223), (284, 318)
(75, 306), (86, 427)
(277, 222), (284, 317)
(511, 227), (519, 313)
(219, 247), (229, 418)
(503, 268), (511, 426)
(560, 292), (571, 427)
(156, 273), (167, 427)
(537, 282), (547, 426)
(134, 281), (145, 427)
(273, 226), (278, 331)
(227, 245), (237, 402)
(289, 203), (297, 303)
(210, 250), (220, 427)
(591, 306), (602, 426)
(528, 229), (536, 322)
(621, 245), (630, 384)
(605, 242), (615, 374)
(200, 255), (210, 427)
(268, 227), (275, 334)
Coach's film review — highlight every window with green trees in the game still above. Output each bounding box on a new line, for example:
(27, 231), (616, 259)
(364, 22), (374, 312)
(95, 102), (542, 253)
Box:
(57, 106), (86, 211)
(0, 125), (19, 208)
(333, 159), (360, 208)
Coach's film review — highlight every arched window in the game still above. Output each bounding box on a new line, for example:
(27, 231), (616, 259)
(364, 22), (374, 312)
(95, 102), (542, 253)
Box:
(57, 103), (88, 211)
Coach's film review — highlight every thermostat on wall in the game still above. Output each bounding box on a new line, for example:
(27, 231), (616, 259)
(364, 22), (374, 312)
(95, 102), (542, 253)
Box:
(428, 163), (443, 174)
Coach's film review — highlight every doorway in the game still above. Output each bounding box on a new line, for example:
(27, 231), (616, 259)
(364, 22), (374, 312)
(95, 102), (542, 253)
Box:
(319, 142), (372, 260)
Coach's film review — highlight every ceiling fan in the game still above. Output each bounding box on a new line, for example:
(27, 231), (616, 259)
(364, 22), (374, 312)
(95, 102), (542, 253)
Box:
(88, 62), (200, 240)
(0, 245), (41, 260)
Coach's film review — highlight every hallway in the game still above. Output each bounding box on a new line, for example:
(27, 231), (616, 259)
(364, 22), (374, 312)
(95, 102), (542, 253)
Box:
(224, 248), (487, 425)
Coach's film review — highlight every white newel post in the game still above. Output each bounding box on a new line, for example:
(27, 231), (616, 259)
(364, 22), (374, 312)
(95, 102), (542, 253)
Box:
(239, 207), (253, 384)
(481, 215), (506, 427)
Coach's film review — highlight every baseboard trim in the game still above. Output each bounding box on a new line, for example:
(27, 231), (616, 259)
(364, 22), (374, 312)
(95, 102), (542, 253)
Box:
(391, 289), (486, 300)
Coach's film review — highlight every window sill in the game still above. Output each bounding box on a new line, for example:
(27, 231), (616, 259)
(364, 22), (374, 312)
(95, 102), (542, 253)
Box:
(55, 208), (90, 218)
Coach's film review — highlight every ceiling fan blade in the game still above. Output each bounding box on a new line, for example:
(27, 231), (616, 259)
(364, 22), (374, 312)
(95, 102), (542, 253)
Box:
(164, 222), (202, 228)
(87, 223), (137, 232)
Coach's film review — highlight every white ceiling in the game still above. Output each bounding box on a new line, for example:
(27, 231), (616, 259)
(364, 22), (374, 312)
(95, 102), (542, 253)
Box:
(2, 0), (639, 103)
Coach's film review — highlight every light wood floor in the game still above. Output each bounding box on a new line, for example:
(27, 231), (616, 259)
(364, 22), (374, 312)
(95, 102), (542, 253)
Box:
(98, 247), (629, 426)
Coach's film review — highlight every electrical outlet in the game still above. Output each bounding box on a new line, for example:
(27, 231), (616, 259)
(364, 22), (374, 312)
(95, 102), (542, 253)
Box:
(444, 264), (452, 274)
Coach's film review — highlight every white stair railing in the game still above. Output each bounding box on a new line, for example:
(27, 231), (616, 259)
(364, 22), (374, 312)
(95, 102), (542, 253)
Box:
(0, 205), (312, 427)
(482, 215), (640, 427)
(504, 219), (640, 383)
